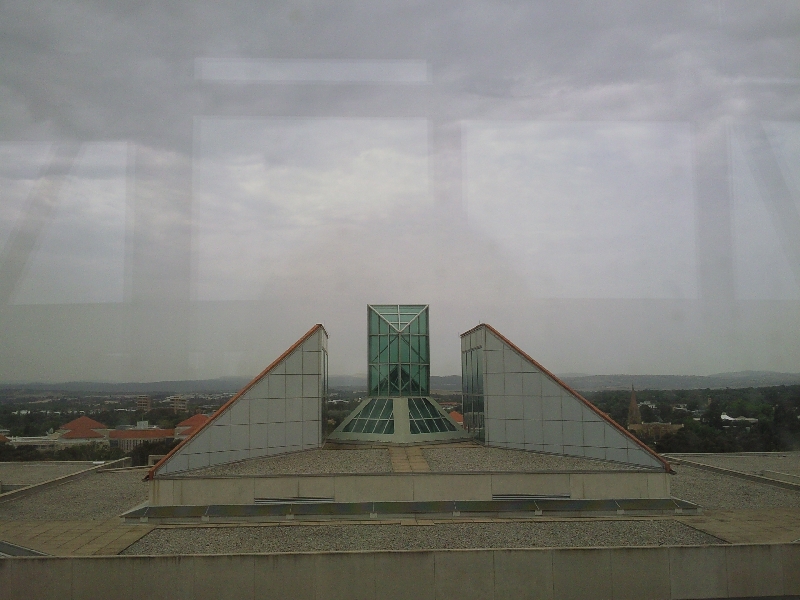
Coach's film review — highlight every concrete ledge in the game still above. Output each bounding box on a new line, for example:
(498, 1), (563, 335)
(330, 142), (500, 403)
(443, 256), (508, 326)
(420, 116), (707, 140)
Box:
(0, 457), (131, 505)
(664, 455), (800, 492)
(152, 470), (671, 505)
(0, 543), (797, 600)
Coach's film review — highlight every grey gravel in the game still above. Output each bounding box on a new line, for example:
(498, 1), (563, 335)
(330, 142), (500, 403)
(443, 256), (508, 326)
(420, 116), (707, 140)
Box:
(669, 452), (800, 477)
(423, 446), (645, 472)
(123, 519), (722, 555)
(172, 449), (392, 477)
(670, 464), (800, 510)
(0, 470), (148, 520)
(0, 462), (95, 485)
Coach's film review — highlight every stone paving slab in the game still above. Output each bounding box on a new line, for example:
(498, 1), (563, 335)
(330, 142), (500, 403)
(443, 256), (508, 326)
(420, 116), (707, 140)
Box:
(677, 508), (800, 544)
(0, 519), (153, 556)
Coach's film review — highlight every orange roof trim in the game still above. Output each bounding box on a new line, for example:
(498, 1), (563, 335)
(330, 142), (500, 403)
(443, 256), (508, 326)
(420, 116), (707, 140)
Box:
(461, 323), (672, 473)
(61, 427), (104, 439)
(146, 324), (327, 480)
(110, 429), (174, 439)
(60, 416), (107, 431)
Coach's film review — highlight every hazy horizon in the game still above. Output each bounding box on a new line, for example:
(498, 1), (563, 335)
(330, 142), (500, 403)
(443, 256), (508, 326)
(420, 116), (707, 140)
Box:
(1, 2), (799, 383)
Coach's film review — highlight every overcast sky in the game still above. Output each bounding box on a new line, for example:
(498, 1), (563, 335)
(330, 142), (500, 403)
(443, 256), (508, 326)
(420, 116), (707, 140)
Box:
(1, 1), (799, 383)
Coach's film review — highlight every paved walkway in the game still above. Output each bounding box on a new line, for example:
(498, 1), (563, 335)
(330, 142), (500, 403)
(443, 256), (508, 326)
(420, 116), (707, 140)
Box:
(677, 508), (800, 543)
(0, 519), (153, 556)
(389, 447), (431, 473)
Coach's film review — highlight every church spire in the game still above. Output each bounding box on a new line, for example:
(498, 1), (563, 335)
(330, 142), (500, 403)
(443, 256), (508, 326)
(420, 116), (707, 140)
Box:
(628, 385), (642, 425)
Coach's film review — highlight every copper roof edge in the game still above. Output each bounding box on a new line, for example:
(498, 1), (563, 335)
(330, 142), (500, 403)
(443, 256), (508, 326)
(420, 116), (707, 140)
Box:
(145, 324), (327, 481)
(464, 323), (673, 474)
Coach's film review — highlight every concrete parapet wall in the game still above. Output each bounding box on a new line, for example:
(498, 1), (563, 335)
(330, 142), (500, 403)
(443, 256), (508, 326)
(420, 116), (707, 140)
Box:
(151, 471), (670, 505)
(1, 543), (798, 599)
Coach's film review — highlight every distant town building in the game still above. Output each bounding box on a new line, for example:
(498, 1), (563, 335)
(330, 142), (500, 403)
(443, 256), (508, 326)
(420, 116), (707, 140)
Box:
(109, 428), (174, 452)
(170, 396), (188, 413)
(627, 387), (682, 441)
(136, 396), (152, 412)
(174, 414), (211, 440)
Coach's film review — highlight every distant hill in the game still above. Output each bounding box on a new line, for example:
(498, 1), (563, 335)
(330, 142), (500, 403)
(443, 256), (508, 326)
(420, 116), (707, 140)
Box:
(3, 371), (799, 394)
(560, 371), (800, 392)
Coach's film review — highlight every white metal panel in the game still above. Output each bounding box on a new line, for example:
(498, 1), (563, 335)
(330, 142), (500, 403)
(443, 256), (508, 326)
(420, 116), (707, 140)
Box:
(271, 360), (286, 375)
(302, 374), (319, 397)
(542, 420), (563, 446)
(485, 329), (503, 350)
(484, 373), (504, 396)
(563, 445), (586, 457)
(183, 427), (210, 454)
(505, 419), (524, 446)
(302, 397), (318, 421)
(303, 420), (319, 447)
(505, 396), (524, 420)
(562, 420), (584, 446)
(285, 398), (303, 422)
(461, 335), (467, 352)
(583, 421), (606, 447)
(267, 422), (286, 448)
(561, 396), (583, 422)
(209, 425), (230, 453)
(522, 395), (543, 421)
(503, 347), (524, 373)
(525, 442), (545, 452)
(604, 426), (631, 450)
(541, 396), (562, 421)
(523, 418), (544, 445)
(484, 350), (503, 374)
(208, 451), (229, 466)
(519, 358), (538, 373)
(606, 447), (629, 464)
(229, 399), (250, 425)
(166, 454), (190, 473)
(543, 444), (564, 455)
(243, 377), (269, 400)
(250, 423), (269, 449)
(268, 374), (286, 398)
(490, 418), (507, 443)
(230, 424), (250, 451)
(249, 447), (269, 459)
(541, 376), (564, 397)
(286, 421), (303, 447)
(302, 350), (320, 374)
(521, 371), (541, 396)
(285, 349), (303, 375)
(489, 395), (506, 420)
(580, 403), (603, 422)
(584, 445), (607, 460)
(267, 398), (286, 423)
(187, 452), (210, 470)
(504, 372), (523, 396)
(250, 398), (269, 424)
(286, 374), (303, 398)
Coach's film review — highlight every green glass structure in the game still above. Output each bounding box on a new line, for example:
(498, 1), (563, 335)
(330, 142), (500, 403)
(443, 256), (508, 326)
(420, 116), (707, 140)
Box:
(367, 305), (429, 397)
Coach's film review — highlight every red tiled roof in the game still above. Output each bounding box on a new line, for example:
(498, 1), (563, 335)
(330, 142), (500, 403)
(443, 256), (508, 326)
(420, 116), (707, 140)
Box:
(176, 414), (210, 428)
(61, 427), (105, 439)
(60, 416), (107, 431)
(449, 411), (464, 424)
(109, 429), (174, 440)
(0, 433), (9, 443)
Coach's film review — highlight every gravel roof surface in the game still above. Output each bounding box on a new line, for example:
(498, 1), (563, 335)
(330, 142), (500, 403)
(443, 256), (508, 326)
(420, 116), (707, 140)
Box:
(0, 462), (95, 485)
(423, 446), (645, 472)
(171, 449), (392, 477)
(670, 464), (800, 510)
(123, 519), (722, 555)
(669, 452), (800, 477)
(0, 470), (148, 520)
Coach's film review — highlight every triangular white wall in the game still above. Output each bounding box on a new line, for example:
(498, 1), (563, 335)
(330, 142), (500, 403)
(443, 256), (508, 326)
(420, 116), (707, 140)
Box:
(461, 324), (667, 471)
(151, 325), (328, 476)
